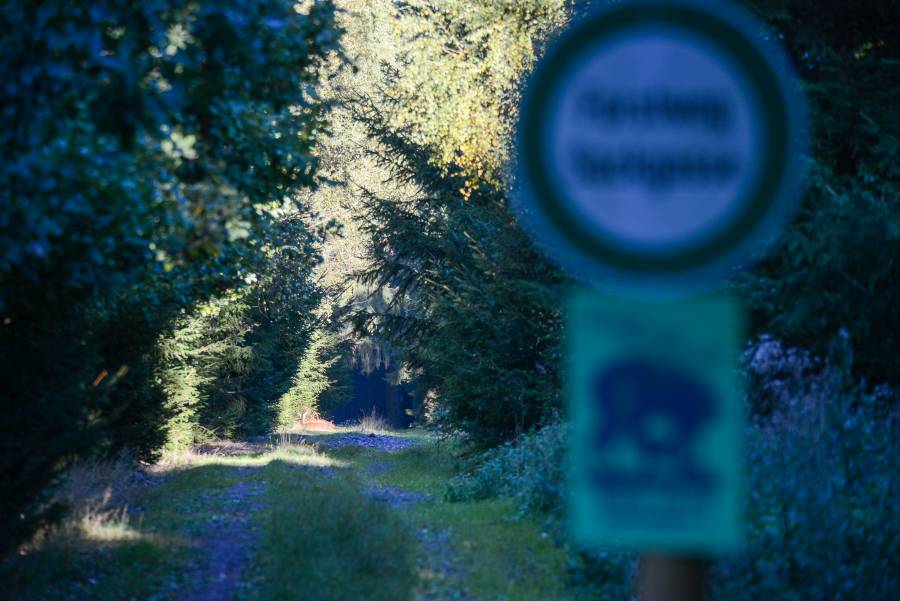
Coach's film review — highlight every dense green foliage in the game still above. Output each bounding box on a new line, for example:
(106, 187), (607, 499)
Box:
(159, 211), (342, 444)
(739, 0), (900, 384)
(717, 340), (899, 599)
(347, 0), (900, 436)
(2, 4), (897, 600)
(351, 101), (565, 444)
(342, 0), (569, 445)
(344, 3), (900, 596)
(0, 0), (339, 551)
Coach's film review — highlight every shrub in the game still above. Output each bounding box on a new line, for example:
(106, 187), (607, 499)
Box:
(447, 337), (900, 599)
(711, 337), (900, 600)
(446, 422), (568, 519)
(737, 0), (900, 385)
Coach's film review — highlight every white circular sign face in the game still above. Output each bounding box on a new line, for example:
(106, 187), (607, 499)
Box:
(551, 30), (762, 250)
(515, 1), (805, 291)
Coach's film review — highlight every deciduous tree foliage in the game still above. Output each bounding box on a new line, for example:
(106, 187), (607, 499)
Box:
(384, 0), (570, 186)
(0, 0), (339, 551)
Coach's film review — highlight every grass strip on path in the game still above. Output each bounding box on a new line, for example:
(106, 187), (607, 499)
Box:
(326, 435), (574, 601)
(242, 443), (416, 601)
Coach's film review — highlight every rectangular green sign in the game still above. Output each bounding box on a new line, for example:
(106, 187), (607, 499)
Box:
(568, 290), (744, 551)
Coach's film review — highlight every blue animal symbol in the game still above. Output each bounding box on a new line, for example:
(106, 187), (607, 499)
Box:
(592, 359), (716, 490)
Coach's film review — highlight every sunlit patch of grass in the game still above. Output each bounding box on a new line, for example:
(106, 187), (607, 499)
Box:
(23, 500), (173, 553)
(2, 448), (268, 599)
(156, 441), (349, 473)
(81, 519), (144, 543)
(1, 494), (186, 601)
(14, 456), (173, 555)
(76, 507), (143, 544)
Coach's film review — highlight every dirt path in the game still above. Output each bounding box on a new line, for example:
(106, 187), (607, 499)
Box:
(177, 467), (265, 601)
(6, 430), (576, 600)
(314, 432), (421, 453)
(413, 525), (471, 601)
(179, 433), (466, 601)
(322, 434), (471, 601)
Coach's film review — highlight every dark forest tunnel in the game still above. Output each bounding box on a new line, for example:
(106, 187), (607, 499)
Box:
(328, 364), (416, 429)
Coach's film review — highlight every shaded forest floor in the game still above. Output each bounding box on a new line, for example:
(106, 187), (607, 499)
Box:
(2, 431), (573, 600)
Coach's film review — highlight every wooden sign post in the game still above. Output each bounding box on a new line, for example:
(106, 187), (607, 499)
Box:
(638, 554), (707, 601)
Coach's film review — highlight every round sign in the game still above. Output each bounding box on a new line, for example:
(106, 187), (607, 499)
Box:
(514, 0), (806, 292)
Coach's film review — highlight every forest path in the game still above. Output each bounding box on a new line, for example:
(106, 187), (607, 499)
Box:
(167, 431), (430, 600)
(5, 429), (573, 600)
(321, 433), (472, 601)
(176, 469), (265, 601)
(181, 430), (478, 600)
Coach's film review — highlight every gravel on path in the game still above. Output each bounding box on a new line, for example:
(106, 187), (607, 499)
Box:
(177, 468), (265, 601)
(315, 432), (421, 452)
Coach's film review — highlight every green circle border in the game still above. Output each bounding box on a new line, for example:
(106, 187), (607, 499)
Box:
(519, 3), (791, 275)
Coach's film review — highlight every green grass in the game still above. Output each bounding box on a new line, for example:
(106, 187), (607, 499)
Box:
(244, 447), (416, 601)
(0, 467), (205, 600)
(1, 434), (580, 601)
(369, 441), (574, 601)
